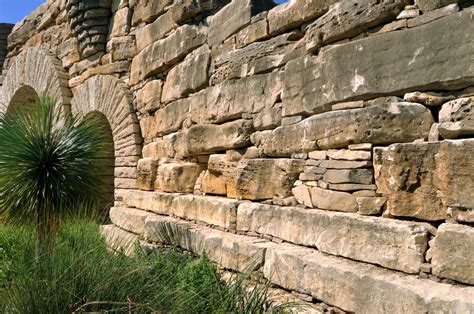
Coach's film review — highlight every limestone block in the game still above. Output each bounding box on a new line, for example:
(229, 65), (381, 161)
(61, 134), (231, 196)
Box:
(106, 36), (137, 61)
(356, 196), (387, 215)
(233, 159), (305, 200)
(292, 185), (313, 208)
(119, 189), (177, 216)
(130, 25), (207, 85)
(253, 103), (433, 157)
(190, 71), (283, 124)
(202, 154), (238, 196)
(162, 46), (210, 104)
(172, 195), (240, 229)
(142, 135), (176, 159)
(374, 139), (474, 221)
(207, 0), (274, 46)
(100, 224), (140, 256)
(448, 207), (474, 223)
(155, 162), (204, 193)
(326, 149), (371, 161)
(136, 157), (158, 191)
(407, 3), (459, 27)
(109, 207), (151, 234)
(404, 91), (455, 107)
(210, 32), (301, 84)
(135, 80), (162, 114)
(268, 0), (336, 36)
(263, 244), (474, 313)
(284, 10), (474, 117)
(318, 160), (371, 169)
(235, 16), (269, 48)
(310, 187), (358, 212)
(329, 183), (376, 192)
(109, 6), (131, 37)
(323, 169), (373, 185)
(238, 203), (434, 273)
(135, 10), (178, 52)
(253, 104), (282, 131)
(201, 170), (228, 195)
(415, 0), (459, 12)
(429, 223), (474, 285)
(439, 97), (474, 139)
(185, 119), (253, 155)
(131, 0), (173, 25)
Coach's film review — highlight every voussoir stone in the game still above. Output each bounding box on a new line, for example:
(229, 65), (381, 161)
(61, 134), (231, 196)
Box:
(374, 139), (474, 221)
(283, 10), (474, 117)
(252, 102), (433, 156)
(237, 203), (434, 273)
(428, 223), (474, 285)
(439, 97), (474, 139)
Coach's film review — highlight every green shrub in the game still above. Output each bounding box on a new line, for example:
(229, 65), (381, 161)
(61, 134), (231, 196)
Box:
(0, 221), (281, 313)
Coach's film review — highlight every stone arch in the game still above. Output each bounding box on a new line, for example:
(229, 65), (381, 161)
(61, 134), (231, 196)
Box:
(71, 75), (142, 194)
(0, 47), (72, 115)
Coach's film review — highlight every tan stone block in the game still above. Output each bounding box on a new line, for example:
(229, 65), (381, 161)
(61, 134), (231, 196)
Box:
(326, 149), (371, 161)
(439, 97), (474, 139)
(119, 189), (178, 216)
(323, 169), (373, 185)
(356, 197), (387, 215)
(292, 185), (313, 208)
(310, 187), (358, 212)
(109, 207), (152, 234)
(155, 162), (204, 193)
(136, 80), (163, 114)
(136, 157), (158, 191)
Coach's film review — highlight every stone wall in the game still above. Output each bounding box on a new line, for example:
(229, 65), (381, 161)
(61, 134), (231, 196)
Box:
(1, 0), (474, 311)
(0, 23), (13, 85)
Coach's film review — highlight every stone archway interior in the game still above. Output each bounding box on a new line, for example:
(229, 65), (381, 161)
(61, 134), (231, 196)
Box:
(6, 85), (40, 115)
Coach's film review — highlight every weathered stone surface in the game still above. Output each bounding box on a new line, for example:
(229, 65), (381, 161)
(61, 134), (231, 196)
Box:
(318, 160), (372, 169)
(109, 207), (151, 234)
(100, 224), (140, 256)
(162, 46), (210, 104)
(415, 0), (460, 12)
(404, 91), (455, 107)
(329, 183), (376, 192)
(155, 162), (204, 193)
(144, 215), (272, 272)
(210, 32), (301, 85)
(407, 3), (459, 27)
(131, 0), (173, 25)
(448, 207), (474, 223)
(172, 195), (240, 229)
(305, 0), (407, 52)
(135, 80), (162, 114)
(253, 103), (433, 156)
(135, 10), (178, 52)
(109, 7), (131, 37)
(428, 223), (474, 285)
(356, 196), (387, 215)
(264, 244), (474, 313)
(142, 135), (176, 159)
(253, 104), (282, 131)
(323, 169), (373, 185)
(292, 185), (313, 207)
(136, 157), (158, 191)
(283, 10), (474, 117)
(439, 97), (474, 139)
(106, 36), (137, 62)
(207, 0), (274, 46)
(235, 16), (269, 48)
(190, 71), (283, 124)
(310, 187), (358, 212)
(268, 0), (336, 36)
(238, 203), (434, 273)
(374, 139), (474, 221)
(130, 25), (207, 85)
(185, 119), (253, 155)
(118, 189), (177, 216)
(326, 149), (371, 161)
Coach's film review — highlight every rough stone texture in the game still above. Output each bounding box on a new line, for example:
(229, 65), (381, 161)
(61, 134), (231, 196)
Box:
(135, 10), (178, 52)
(439, 97), (474, 139)
(238, 203), (434, 273)
(131, 0), (173, 25)
(155, 162), (204, 193)
(207, 0), (275, 46)
(356, 197), (387, 215)
(403, 91), (455, 107)
(415, 0), (460, 12)
(264, 244), (474, 313)
(310, 187), (358, 212)
(100, 224), (140, 256)
(323, 169), (373, 185)
(130, 25), (208, 85)
(283, 10), (474, 117)
(172, 195), (240, 229)
(292, 185), (313, 207)
(106, 36), (137, 62)
(305, 0), (407, 52)
(407, 3), (460, 28)
(117, 189), (178, 216)
(109, 206), (151, 234)
(252, 103), (433, 156)
(268, 0), (336, 36)
(136, 157), (158, 191)
(428, 223), (474, 285)
(162, 46), (210, 104)
(135, 80), (162, 114)
(374, 139), (474, 221)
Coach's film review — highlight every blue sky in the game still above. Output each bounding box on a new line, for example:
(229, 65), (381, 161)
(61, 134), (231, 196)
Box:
(0, 0), (288, 24)
(0, 0), (45, 24)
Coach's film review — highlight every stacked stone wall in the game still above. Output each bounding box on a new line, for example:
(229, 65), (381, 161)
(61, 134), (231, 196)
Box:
(1, 0), (474, 311)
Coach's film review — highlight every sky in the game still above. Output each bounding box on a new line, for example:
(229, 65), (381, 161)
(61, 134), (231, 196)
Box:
(0, 0), (45, 24)
(0, 0), (289, 24)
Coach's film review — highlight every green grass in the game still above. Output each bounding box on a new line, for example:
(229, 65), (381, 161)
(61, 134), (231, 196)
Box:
(0, 221), (280, 313)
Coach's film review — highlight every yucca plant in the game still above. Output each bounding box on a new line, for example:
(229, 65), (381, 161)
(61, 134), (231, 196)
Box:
(0, 96), (110, 264)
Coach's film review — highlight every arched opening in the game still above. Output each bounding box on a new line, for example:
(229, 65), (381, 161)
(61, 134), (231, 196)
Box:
(84, 111), (116, 220)
(6, 85), (40, 115)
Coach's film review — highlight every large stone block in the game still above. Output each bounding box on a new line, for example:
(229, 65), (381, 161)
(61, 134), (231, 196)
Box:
(267, 0), (336, 35)
(171, 195), (240, 229)
(310, 187), (358, 212)
(428, 223), (474, 285)
(162, 46), (210, 104)
(135, 10), (178, 52)
(155, 162), (204, 193)
(190, 71), (283, 124)
(374, 139), (474, 221)
(416, 0), (460, 12)
(100, 224), (140, 256)
(305, 0), (408, 52)
(207, 0), (274, 46)
(131, 0), (173, 25)
(282, 10), (474, 117)
(253, 102), (433, 156)
(119, 189), (178, 216)
(130, 25), (207, 85)
(109, 207), (151, 234)
(135, 80), (162, 114)
(238, 203), (434, 273)
(185, 119), (253, 155)
(323, 169), (373, 185)
(263, 244), (474, 313)
(439, 97), (474, 139)
(136, 157), (158, 191)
